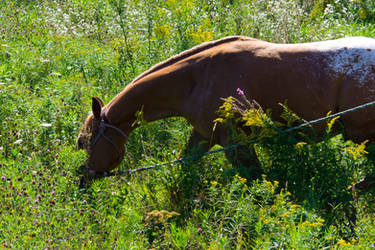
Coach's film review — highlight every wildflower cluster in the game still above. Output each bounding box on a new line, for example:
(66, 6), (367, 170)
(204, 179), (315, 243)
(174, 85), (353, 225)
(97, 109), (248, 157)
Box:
(1, 0), (375, 248)
(213, 87), (373, 243)
(346, 140), (368, 160)
(141, 210), (180, 247)
(215, 89), (279, 144)
(235, 173), (247, 185)
(300, 218), (325, 229)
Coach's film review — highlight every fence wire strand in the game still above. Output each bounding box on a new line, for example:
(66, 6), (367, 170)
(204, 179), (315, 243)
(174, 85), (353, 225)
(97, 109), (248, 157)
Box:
(106, 99), (375, 177)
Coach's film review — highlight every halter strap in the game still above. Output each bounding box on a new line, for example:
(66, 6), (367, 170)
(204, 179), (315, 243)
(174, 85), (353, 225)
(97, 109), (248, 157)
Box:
(100, 122), (129, 140)
(91, 118), (129, 163)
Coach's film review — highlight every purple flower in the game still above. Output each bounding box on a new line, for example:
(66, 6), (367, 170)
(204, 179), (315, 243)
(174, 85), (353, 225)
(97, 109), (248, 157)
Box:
(82, 200), (87, 203)
(197, 227), (203, 234)
(89, 169), (96, 174)
(51, 191), (55, 196)
(36, 194), (42, 199)
(46, 149), (50, 153)
(237, 88), (244, 95)
(1, 176), (5, 180)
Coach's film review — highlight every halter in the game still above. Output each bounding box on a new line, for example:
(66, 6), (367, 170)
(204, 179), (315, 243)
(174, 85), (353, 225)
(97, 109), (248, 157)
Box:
(91, 118), (129, 163)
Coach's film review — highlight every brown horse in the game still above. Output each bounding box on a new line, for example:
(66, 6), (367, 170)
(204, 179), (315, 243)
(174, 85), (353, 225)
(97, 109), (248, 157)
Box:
(78, 36), (375, 176)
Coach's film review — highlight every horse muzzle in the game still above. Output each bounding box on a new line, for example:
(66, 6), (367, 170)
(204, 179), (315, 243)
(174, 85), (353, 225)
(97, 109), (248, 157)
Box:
(77, 165), (107, 189)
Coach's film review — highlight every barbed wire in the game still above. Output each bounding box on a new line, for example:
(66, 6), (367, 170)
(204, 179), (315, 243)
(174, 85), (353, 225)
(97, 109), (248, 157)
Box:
(105, 99), (375, 177)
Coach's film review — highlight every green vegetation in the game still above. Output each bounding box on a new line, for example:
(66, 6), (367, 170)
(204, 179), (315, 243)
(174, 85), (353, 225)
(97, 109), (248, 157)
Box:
(1, 0), (375, 248)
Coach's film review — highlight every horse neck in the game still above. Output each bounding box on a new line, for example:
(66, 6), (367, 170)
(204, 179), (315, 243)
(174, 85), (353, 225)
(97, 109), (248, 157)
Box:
(104, 63), (197, 135)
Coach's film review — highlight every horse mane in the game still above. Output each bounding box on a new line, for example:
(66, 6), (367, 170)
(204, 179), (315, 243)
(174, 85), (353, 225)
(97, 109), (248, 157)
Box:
(131, 36), (254, 84)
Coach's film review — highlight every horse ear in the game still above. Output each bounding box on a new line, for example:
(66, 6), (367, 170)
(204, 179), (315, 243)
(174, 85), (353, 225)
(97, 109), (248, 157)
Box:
(92, 97), (104, 120)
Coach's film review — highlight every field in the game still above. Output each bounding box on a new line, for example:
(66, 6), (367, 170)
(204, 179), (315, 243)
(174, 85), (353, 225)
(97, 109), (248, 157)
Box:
(1, 0), (375, 248)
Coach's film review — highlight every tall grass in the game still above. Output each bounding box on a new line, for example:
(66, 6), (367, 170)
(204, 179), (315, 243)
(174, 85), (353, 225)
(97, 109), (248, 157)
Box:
(1, 0), (375, 248)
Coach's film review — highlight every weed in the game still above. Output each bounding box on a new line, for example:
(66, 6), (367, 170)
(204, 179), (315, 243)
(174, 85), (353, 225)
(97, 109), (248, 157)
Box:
(0, 0), (374, 248)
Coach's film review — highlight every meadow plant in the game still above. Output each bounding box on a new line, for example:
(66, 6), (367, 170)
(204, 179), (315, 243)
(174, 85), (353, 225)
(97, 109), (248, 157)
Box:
(1, 0), (375, 248)
(215, 91), (374, 233)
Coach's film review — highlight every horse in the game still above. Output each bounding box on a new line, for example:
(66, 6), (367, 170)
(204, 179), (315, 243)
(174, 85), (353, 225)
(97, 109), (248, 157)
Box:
(78, 36), (375, 181)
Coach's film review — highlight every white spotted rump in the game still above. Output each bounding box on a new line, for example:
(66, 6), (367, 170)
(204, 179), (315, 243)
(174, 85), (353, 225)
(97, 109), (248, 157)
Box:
(309, 37), (375, 86)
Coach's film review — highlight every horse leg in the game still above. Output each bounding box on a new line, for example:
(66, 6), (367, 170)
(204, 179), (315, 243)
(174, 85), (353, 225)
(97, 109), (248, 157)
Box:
(184, 129), (210, 157)
(169, 130), (210, 210)
(224, 143), (263, 180)
(184, 129), (263, 180)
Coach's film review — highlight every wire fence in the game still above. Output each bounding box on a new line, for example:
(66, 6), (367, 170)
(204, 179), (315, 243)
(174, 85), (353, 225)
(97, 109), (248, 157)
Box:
(106, 99), (375, 177)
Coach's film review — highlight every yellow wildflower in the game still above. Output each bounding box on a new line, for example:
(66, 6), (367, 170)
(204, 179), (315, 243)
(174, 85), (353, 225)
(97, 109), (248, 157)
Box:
(213, 118), (224, 123)
(300, 221), (311, 228)
(265, 180), (274, 193)
(326, 114), (340, 134)
(310, 222), (323, 227)
(265, 180), (272, 187)
(295, 142), (307, 153)
(346, 140), (368, 160)
(210, 181), (218, 186)
(243, 108), (264, 127)
(189, 27), (214, 44)
(154, 24), (171, 39)
(295, 142), (307, 147)
(337, 239), (351, 246)
(315, 218), (325, 224)
(236, 174), (247, 184)
(281, 212), (290, 218)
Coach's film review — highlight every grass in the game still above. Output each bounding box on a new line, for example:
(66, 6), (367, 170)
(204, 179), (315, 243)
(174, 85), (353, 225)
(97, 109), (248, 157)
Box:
(1, 0), (375, 248)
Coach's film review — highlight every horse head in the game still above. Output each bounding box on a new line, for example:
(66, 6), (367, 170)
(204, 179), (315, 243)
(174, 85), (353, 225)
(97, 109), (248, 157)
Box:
(77, 97), (128, 175)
